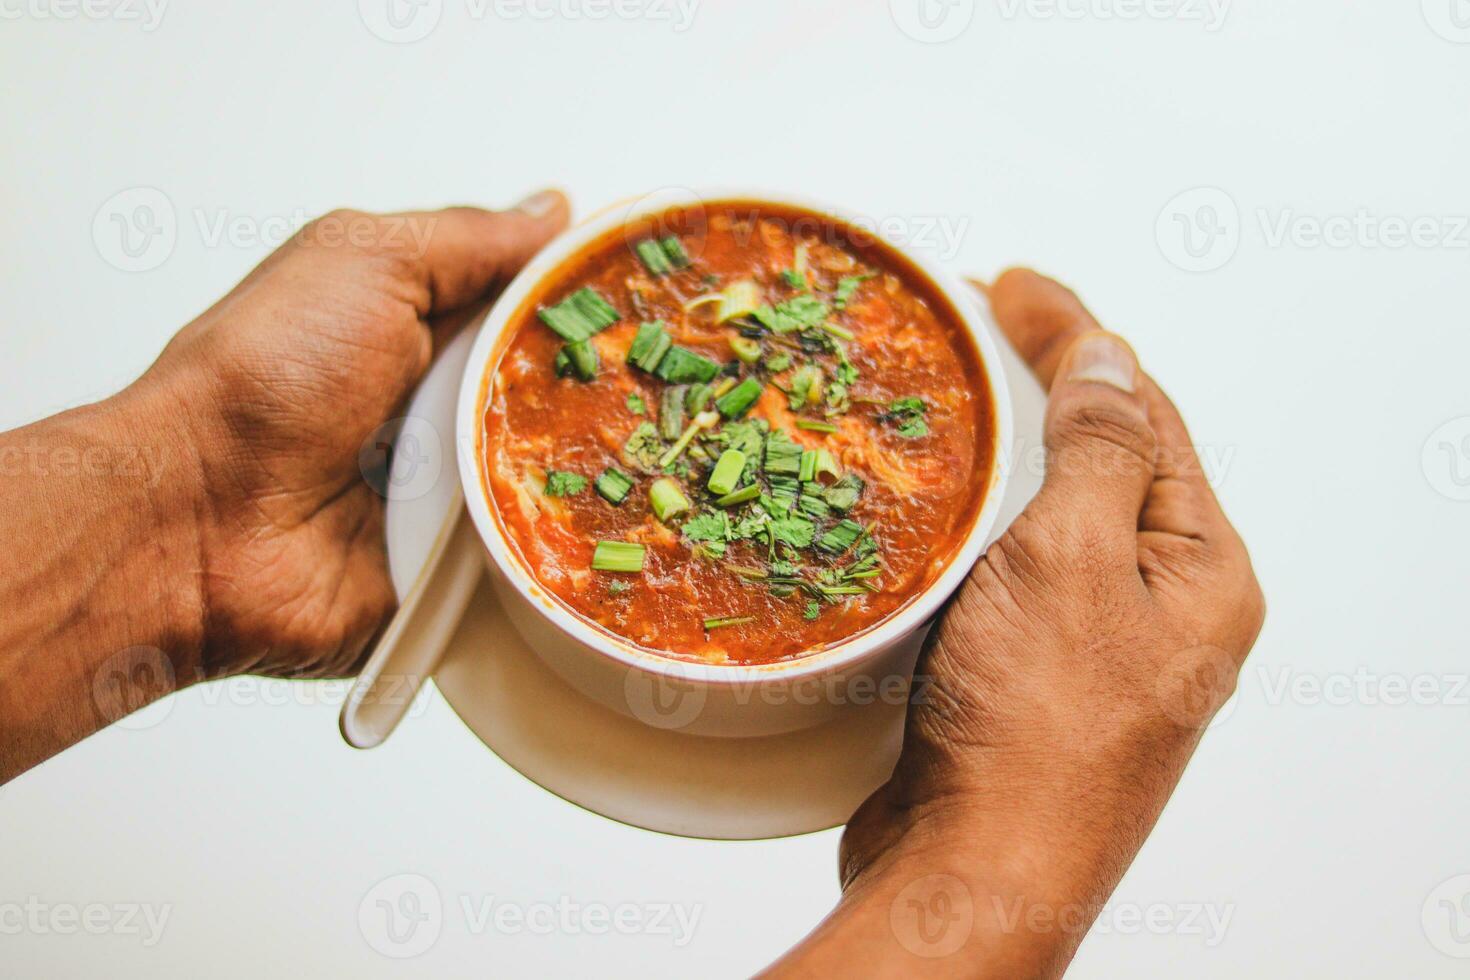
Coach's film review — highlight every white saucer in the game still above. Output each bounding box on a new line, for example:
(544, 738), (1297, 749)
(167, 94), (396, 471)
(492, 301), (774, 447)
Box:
(383, 299), (1046, 841)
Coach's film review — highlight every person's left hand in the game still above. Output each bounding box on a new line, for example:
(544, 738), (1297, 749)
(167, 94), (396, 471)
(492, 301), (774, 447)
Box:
(134, 192), (570, 681)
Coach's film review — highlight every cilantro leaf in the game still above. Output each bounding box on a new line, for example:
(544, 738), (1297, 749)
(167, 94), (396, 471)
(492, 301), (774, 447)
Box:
(833, 274), (874, 309)
(803, 600), (821, 621)
(769, 514), (816, 550)
(626, 392), (647, 415)
(544, 470), (587, 497)
(622, 421), (665, 474)
(682, 510), (732, 545)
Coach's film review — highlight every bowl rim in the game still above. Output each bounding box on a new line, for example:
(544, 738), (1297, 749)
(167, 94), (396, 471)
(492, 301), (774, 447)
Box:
(455, 186), (1014, 685)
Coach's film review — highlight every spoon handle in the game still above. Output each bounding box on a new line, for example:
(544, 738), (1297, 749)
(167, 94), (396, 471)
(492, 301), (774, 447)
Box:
(340, 498), (483, 748)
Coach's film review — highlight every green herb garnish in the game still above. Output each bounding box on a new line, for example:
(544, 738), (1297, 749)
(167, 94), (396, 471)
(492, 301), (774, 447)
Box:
(661, 236), (691, 269)
(752, 294), (829, 334)
(824, 474), (865, 513)
(879, 397), (929, 438)
(833, 274), (874, 309)
(622, 421), (665, 474)
(595, 467), (635, 505)
(803, 600), (821, 621)
(539, 287), (620, 342)
(563, 339), (599, 381)
(769, 514), (816, 550)
(659, 385), (688, 441)
(654, 346), (721, 384)
(626, 392), (647, 415)
(781, 269), (807, 289)
(592, 541), (645, 573)
(703, 615), (755, 631)
(650, 477), (692, 523)
(816, 519), (864, 556)
(627, 321), (673, 374)
(706, 449), (746, 497)
(715, 377), (763, 419)
(729, 336), (762, 364)
(714, 485), (761, 507)
(543, 470), (586, 497)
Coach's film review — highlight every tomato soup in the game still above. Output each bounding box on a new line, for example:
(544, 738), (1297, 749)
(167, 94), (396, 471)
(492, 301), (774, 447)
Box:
(480, 201), (995, 665)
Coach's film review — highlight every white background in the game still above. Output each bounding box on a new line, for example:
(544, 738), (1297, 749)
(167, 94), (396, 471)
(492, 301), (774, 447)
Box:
(3, 0), (1469, 976)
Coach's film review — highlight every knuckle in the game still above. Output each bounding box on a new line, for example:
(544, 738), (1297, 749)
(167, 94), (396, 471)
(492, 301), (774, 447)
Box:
(1055, 401), (1158, 471)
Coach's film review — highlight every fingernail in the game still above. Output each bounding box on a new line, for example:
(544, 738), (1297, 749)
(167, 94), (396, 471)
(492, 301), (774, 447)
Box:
(513, 189), (560, 219)
(1066, 332), (1136, 393)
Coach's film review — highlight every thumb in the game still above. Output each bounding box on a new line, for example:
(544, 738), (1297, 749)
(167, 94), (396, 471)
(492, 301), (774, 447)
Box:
(1036, 331), (1158, 543)
(392, 189), (572, 316)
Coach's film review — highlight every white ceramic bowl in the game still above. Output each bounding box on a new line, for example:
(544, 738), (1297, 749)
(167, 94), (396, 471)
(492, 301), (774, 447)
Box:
(455, 188), (1013, 738)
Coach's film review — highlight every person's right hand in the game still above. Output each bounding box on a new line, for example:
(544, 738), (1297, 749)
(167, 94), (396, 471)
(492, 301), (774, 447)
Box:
(772, 269), (1265, 978)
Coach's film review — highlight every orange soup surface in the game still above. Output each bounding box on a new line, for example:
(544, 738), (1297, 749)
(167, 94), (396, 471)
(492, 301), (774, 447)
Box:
(481, 201), (995, 665)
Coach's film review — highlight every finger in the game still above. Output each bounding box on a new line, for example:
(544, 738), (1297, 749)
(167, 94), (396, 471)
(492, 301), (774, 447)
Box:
(980, 267), (1229, 543)
(984, 268), (1103, 389)
(1035, 331), (1158, 545)
(1135, 374), (1228, 540)
(391, 189), (572, 316)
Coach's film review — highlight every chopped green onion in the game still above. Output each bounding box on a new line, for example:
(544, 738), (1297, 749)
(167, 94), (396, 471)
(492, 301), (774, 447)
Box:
(659, 386), (688, 441)
(660, 236), (691, 269)
(658, 411), (719, 468)
(767, 472), (800, 509)
(712, 376), (738, 399)
(686, 382), (713, 414)
(798, 449), (818, 483)
(626, 321), (672, 373)
(650, 478), (692, 522)
(764, 431), (803, 476)
(703, 615), (755, 631)
(728, 565), (768, 580)
(797, 492), (831, 520)
(715, 280), (762, 322)
(824, 474), (864, 513)
(820, 322), (855, 342)
(544, 470), (586, 497)
(813, 448), (841, 481)
(796, 419), (837, 433)
(729, 336), (762, 364)
(780, 269), (807, 289)
(707, 449), (746, 497)
(654, 346), (721, 384)
(538, 287), (620, 342)
(564, 339), (599, 381)
(626, 392), (647, 415)
(816, 519), (865, 556)
(595, 467), (635, 505)
(553, 349), (572, 377)
(592, 540), (645, 573)
(715, 377), (763, 419)
(714, 485), (761, 507)
(636, 239), (672, 276)
(764, 352), (792, 373)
